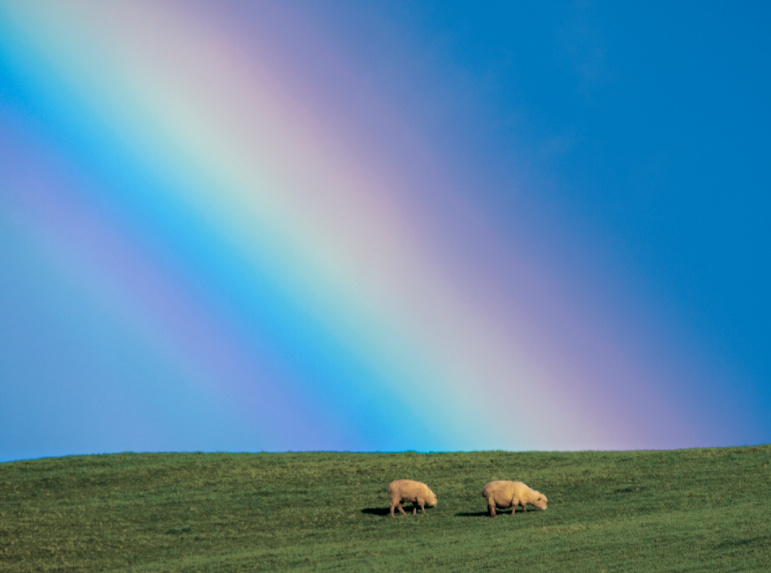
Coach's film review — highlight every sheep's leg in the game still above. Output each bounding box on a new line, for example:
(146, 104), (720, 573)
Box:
(412, 503), (417, 514)
(397, 502), (407, 516)
(390, 502), (396, 518)
(511, 499), (518, 516)
(487, 497), (496, 517)
(419, 500), (426, 514)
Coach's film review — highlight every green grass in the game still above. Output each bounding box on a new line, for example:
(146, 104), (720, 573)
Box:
(1, 446), (770, 572)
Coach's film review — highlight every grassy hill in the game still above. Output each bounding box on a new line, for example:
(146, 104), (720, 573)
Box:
(1, 446), (770, 572)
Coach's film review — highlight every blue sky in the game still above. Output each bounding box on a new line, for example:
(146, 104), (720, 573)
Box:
(305, 0), (771, 431)
(1, 1), (769, 461)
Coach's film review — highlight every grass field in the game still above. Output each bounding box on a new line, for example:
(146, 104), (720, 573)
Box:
(1, 446), (770, 572)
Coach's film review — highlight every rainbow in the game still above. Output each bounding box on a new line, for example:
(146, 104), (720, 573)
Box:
(0, 0), (699, 458)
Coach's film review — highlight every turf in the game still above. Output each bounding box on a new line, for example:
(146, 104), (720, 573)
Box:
(1, 446), (770, 572)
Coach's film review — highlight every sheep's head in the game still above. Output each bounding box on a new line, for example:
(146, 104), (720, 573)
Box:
(426, 489), (438, 507)
(532, 492), (548, 510)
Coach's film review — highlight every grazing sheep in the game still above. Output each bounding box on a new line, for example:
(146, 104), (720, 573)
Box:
(388, 479), (437, 517)
(482, 480), (547, 517)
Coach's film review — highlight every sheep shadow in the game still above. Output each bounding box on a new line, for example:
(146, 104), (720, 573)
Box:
(361, 507), (391, 516)
(455, 509), (518, 517)
(362, 505), (431, 517)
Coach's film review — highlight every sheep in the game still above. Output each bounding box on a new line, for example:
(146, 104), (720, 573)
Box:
(388, 479), (437, 517)
(482, 480), (548, 517)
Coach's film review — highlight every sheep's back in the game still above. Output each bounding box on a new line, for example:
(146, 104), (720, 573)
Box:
(483, 480), (530, 505)
(388, 479), (428, 500)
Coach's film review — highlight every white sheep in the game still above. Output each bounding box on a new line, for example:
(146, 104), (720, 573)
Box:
(482, 480), (548, 517)
(387, 479), (437, 517)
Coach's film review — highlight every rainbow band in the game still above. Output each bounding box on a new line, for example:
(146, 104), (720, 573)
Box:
(0, 0), (691, 456)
